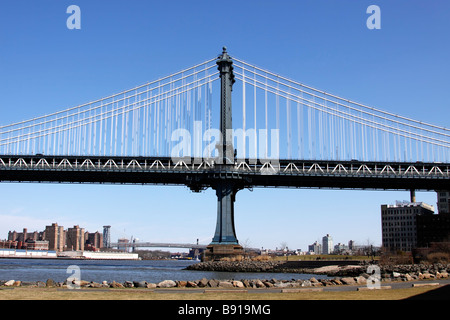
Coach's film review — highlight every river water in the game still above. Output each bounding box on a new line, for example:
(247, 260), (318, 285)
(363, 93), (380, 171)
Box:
(0, 258), (327, 284)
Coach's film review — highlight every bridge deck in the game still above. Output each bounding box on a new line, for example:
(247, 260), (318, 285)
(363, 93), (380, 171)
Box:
(0, 155), (448, 191)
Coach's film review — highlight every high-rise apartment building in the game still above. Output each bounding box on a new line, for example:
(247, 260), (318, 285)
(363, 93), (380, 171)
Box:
(44, 223), (65, 252)
(7, 228), (40, 242)
(86, 231), (103, 249)
(417, 212), (450, 247)
(348, 240), (355, 251)
(437, 191), (450, 214)
(103, 225), (111, 248)
(322, 234), (333, 254)
(308, 241), (321, 255)
(381, 201), (434, 252)
(66, 225), (85, 251)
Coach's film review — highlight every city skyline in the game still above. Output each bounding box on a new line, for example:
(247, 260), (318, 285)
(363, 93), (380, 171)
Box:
(3, 219), (358, 253)
(0, 1), (448, 252)
(0, 217), (384, 253)
(0, 187), (439, 252)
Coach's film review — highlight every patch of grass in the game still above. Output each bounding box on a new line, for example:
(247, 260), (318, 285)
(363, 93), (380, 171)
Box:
(0, 286), (441, 300)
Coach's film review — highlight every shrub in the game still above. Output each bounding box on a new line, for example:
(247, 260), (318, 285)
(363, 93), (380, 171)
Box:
(426, 252), (450, 264)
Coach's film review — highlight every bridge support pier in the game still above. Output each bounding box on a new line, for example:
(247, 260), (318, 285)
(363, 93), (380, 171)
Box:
(204, 181), (243, 261)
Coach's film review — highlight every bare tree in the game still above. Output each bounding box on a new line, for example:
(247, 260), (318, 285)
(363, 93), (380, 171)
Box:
(241, 238), (252, 259)
(364, 238), (375, 260)
(279, 242), (289, 251)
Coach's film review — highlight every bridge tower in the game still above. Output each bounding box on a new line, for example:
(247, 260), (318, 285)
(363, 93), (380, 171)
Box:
(204, 47), (244, 260)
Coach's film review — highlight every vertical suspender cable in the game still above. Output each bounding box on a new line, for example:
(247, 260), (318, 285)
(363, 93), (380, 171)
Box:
(242, 68), (246, 158)
(254, 70), (257, 159)
(265, 76), (268, 159)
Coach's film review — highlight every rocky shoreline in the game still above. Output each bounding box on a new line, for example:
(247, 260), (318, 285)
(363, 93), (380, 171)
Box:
(185, 260), (450, 278)
(1, 262), (448, 290)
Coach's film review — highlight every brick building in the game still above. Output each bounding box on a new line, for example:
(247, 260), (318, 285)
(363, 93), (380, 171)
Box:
(86, 231), (103, 250)
(6, 223), (104, 252)
(44, 223), (65, 252)
(66, 225), (85, 251)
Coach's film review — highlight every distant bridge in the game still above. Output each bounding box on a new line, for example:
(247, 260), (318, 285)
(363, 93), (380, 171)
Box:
(109, 241), (208, 250)
(109, 241), (261, 252)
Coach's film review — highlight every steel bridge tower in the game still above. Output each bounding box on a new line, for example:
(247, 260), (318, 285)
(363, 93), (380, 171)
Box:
(204, 47), (244, 260)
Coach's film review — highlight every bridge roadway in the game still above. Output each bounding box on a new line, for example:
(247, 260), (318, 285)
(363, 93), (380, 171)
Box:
(0, 155), (449, 191)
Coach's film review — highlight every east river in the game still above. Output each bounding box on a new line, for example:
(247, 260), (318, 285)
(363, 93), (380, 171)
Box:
(0, 258), (327, 284)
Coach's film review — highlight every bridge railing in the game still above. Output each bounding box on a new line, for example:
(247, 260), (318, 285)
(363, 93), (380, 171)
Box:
(1, 155), (448, 178)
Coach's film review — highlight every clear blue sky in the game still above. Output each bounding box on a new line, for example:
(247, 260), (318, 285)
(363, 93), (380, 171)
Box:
(0, 0), (448, 251)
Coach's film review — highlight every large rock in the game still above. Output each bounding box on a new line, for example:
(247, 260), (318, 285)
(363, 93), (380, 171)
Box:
(242, 280), (251, 288)
(21, 281), (37, 287)
(197, 278), (208, 288)
(233, 280), (245, 288)
(4, 280), (15, 287)
(79, 280), (91, 287)
(254, 279), (265, 288)
(218, 281), (234, 288)
(320, 279), (334, 286)
(110, 281), (124, 288)
(275, 281), (298, 288)
(340, 277), (356, 285)
(207, 279), (219, 287)
(302, 280), (312, 287)
(133, 281), (148, 288)
(404, 274), (413, 281)
(89, 282), (103, 288)
(46, 279), (55, 287)
(157, 280), (176, 288)
(356, 276), (367, 285)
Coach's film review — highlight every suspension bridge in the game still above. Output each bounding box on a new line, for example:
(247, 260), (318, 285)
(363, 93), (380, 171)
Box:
(1, 47), (449, 259)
